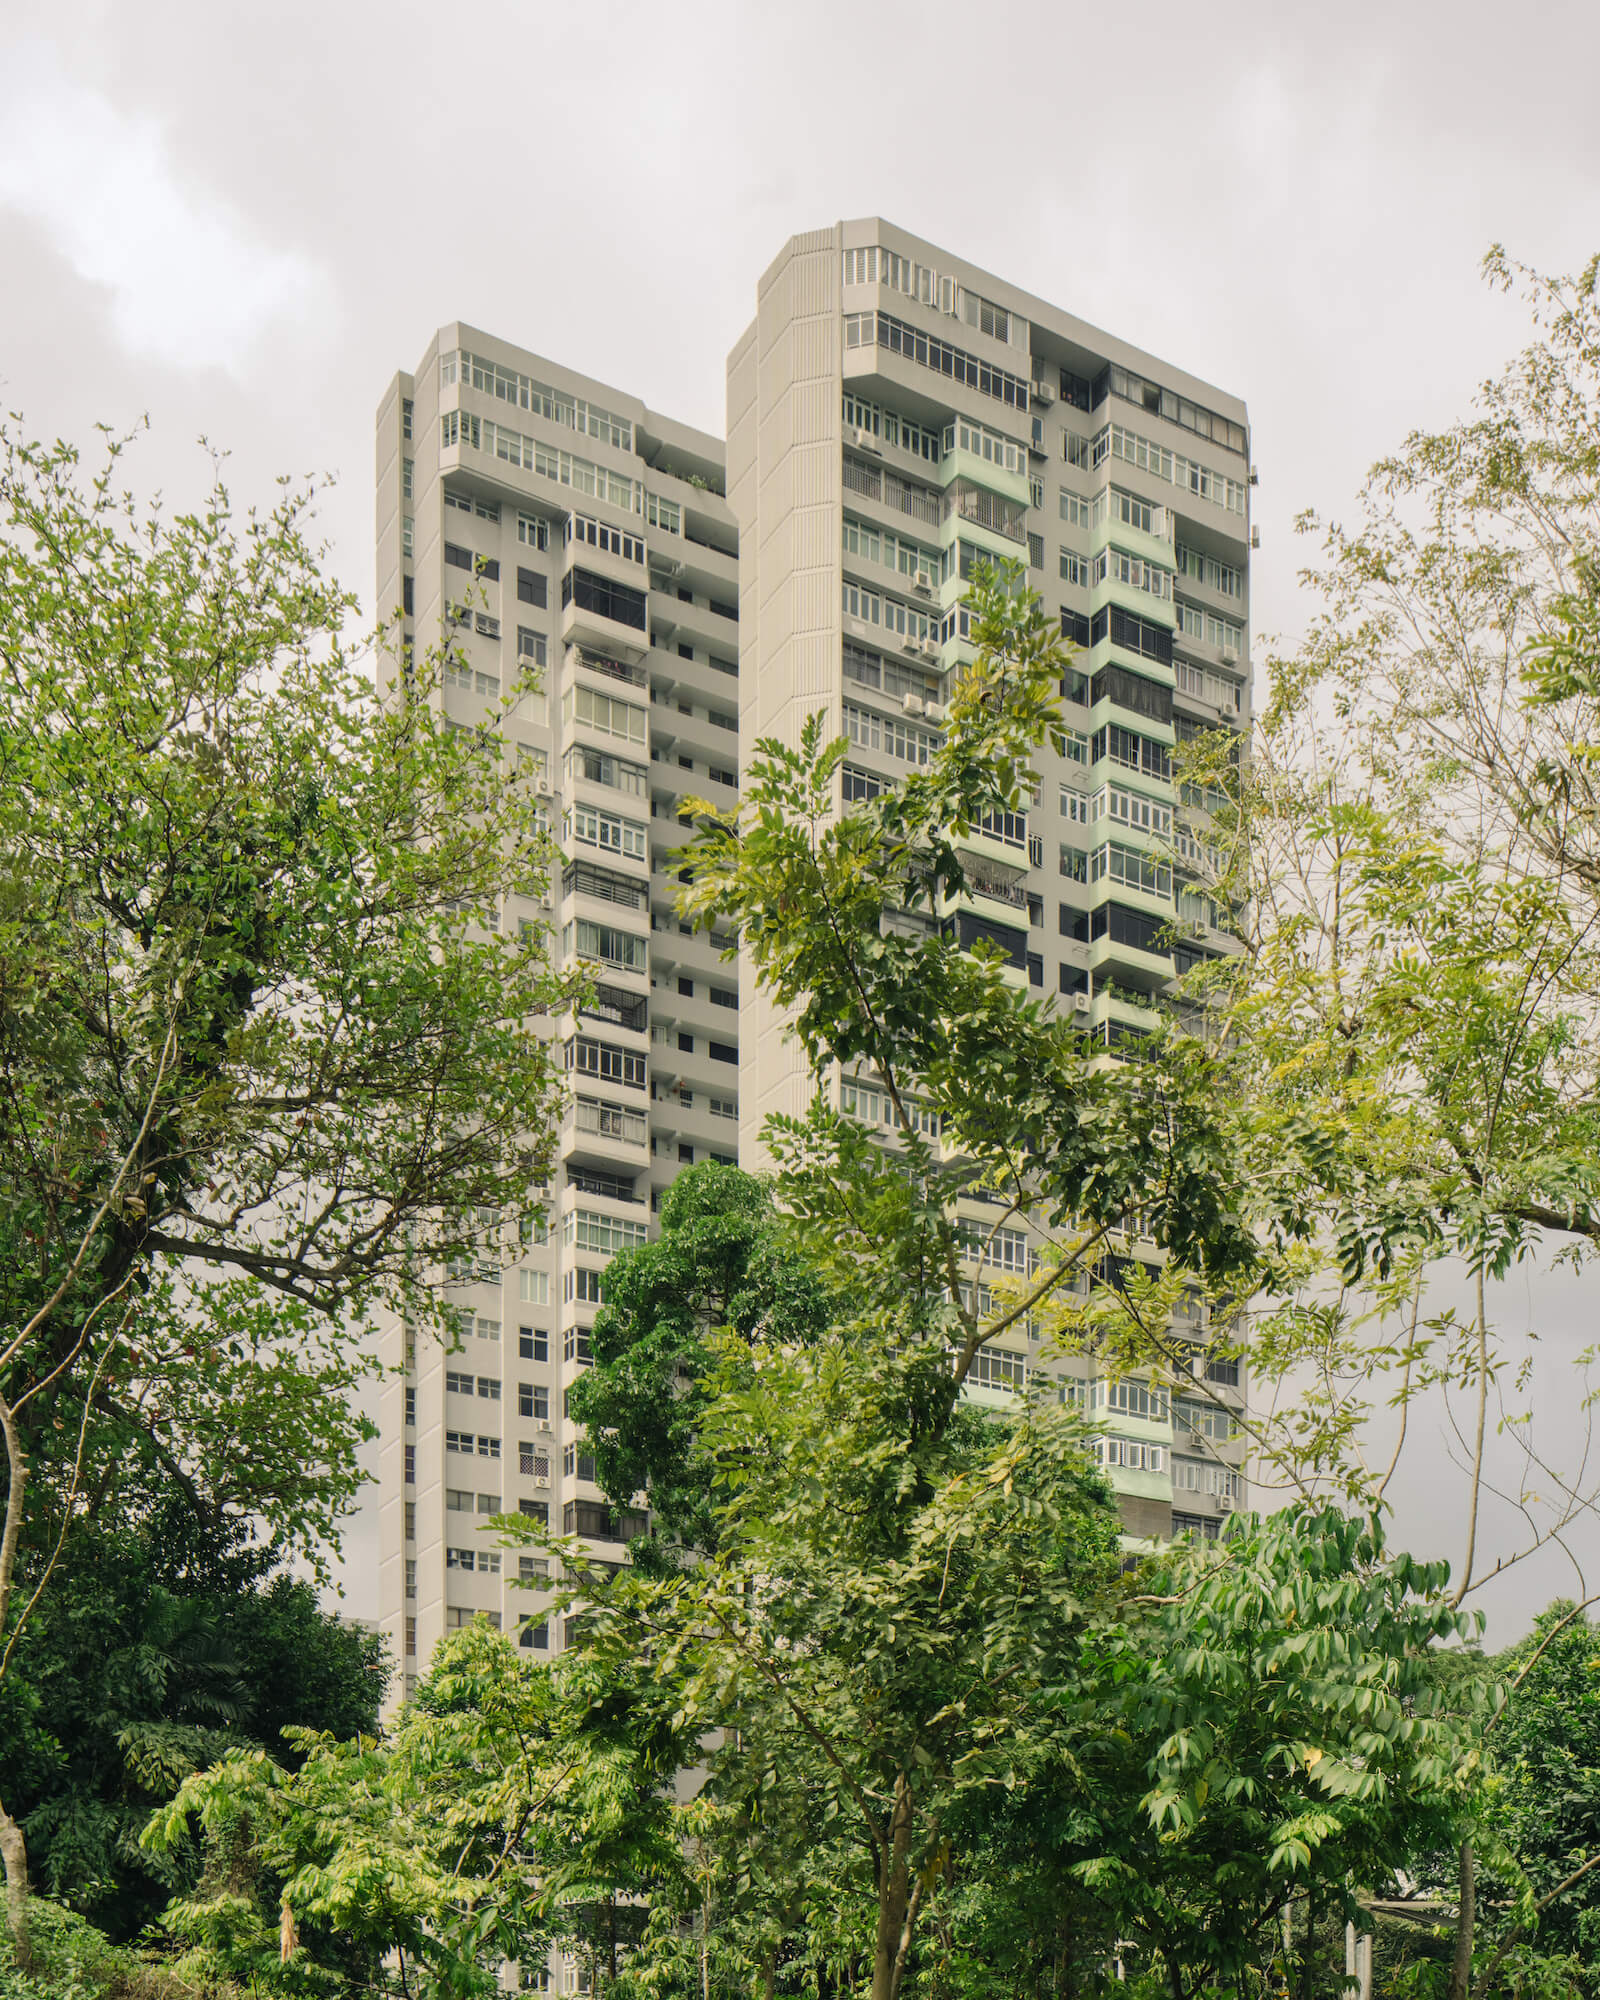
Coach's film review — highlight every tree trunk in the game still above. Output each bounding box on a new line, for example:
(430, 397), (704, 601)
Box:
(1298, 1887), (1316, 2000)
(1447, 1840), (1475, 2000)
(870, 1776), (916, 2000)
(0, 1791), (28, 1952)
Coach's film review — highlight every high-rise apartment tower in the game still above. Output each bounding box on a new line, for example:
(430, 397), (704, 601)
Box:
(373, 331), (742, 1697)
(727, 221), (1253, 1542)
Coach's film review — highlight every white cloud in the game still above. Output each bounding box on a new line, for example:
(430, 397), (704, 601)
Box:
(0, 39), (331, 379)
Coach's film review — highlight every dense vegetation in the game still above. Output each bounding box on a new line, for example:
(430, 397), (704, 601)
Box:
(5, 250), (1600, 1999)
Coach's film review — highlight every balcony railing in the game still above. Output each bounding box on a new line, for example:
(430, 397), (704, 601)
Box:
(842, 455), (944, 530)
(572, 647), (647, 688)
(573, 1097), (648, 1147)
(945, 480), (1027, 545)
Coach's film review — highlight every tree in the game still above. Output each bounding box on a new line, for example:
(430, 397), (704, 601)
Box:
(0, 420), (569, 1930)
(144, 1621), (692, 2000)
(562, 1339), (1124, 2000)
(0, 1501), (386, 1942)
(567, 1161), (832, 1569)
(1468, 1602), (1600, 1996)
(1153, 248), (1600, 1995)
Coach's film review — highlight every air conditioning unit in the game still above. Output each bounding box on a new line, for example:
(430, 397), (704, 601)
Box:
(902, 691), (925, 716)
(537, 1420), (554, 1435)
(1250, 528), (1260, 550)
(913, 570), (933, 595)
(853, 428), (882, 455)
(1031, 379), (1055, 406)
(920, 639), (941, 660)
(1220, 647), (1240, 667)
(924, 700), (945, 723)
(1072, 991), (1091, 1013)
(533, 1475), (550, 1489)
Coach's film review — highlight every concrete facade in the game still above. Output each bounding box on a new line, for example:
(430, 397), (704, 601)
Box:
(370, 224), (1256, 1689)
(374, 330), (741, 1699)
(727, 221), (1254, 1542)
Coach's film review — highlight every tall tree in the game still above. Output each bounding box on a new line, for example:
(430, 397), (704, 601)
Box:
(0, 421), (569, 1930)
(0, 1502), (386, 1944)
(567, 1161), (832, 1569)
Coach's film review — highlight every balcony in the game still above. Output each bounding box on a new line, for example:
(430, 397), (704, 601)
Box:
(842, 454), (944, 531)
(561, 567), (649, 664)
(943, 479), (1028, 546)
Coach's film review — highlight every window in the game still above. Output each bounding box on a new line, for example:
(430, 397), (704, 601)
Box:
(840, 1075), (939, 1138)
(1098, 1436), (1166, 1472)
(1090, 657), (1174, 723)
(1176, 601), (1246, 655)
(404, 1444), (415, 1483)
(1093, 785), (1173, 839)
(520, 1620), (551, 1650)
(958, 1222), (1033, 1274)
(563, 919), (646, 973)
(1175, 1395), (1235, 1443)
(710, 1093), (738, 1120)
(842, 764), (889, 804)
(405, 1387), (416, 1426)
(405, 1558), (416, 1599)
(942, 414), (1029, 476)
(958, 286), (1011, 343)
(569, 1037), (646, 1091)
(563, 683), (647, 746)
(1027, 532), (1044, 570)
(444, 1431), (502, 1459)
(1059, 488), (1091, 529)
(401, 398), (413, 441)
(565, 801), (648, 862)
(444, 350), (635, 451)
(518, 1383), (550, 1420)
(1104, 365), (1248, 455)
(446, 1547), (503, 1573)
(563, 1443), (598, 1482)
(1176, 544), (1243, 599)
(567, 512), (645, 564)
(1091, 842), (1173, 900)
(565, 743), (649, 798)
(563, 1210), (649, 1257)
(1172, 1457), (1242, 1501)
(966, 1342), (1029, 1393)
(843, 702), (942, 767)
(1092, 723), (1171, 781)
(519, 1326), (549, 1361)
(645, 491), (681, 534)
(1090, 900), (1173, 957)
(1094, 421), (1248, 515)
(520, 1443), (551, 1478)
(1059, 844), (1088, 883)
(1090, 545), (1174, 602)
(563, 566), (647, 632)
(1059, 550), (1089, 588)
(1092, 1377), (1170, 1421)
(842, 309), (1028, 410)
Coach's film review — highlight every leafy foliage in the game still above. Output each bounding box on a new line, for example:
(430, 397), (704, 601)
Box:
(0, 1504), (385, 1941)
(568, 1163), (832, 1568)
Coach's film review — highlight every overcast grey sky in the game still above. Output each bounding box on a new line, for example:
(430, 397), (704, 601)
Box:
(3, 0), (1597, 1637)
